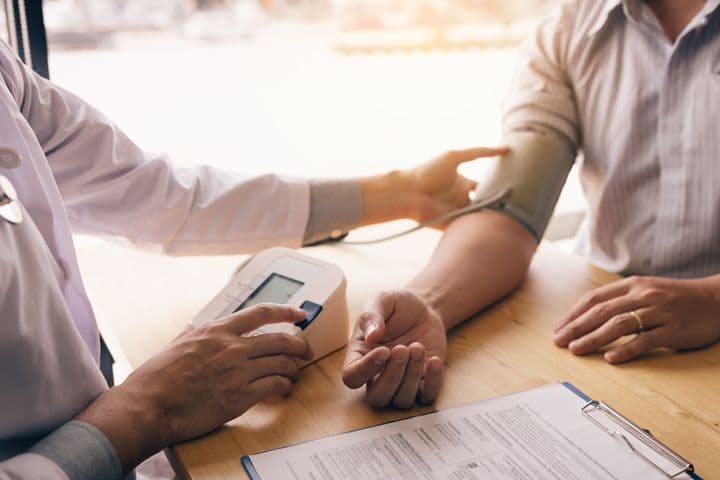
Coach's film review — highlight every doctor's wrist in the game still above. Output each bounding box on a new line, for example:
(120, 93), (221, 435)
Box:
(75, 385), (166, 474)
(359, 170), (416, 226)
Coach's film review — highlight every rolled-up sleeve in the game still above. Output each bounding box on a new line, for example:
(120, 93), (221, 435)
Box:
(502, 4), (581, 151)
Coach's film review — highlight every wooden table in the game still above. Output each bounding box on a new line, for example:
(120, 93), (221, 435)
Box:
(75, 229), (720, 479)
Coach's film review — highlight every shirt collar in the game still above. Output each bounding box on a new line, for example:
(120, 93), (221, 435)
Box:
(587, 0), (623, 37)
(587, 0), (720, 38)
(687, 0), (720, 30)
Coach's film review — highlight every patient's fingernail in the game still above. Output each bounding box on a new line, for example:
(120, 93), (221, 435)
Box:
(393, 347), (409, 363)
(410, 347), (423, 361)
(375, 349), (391, 365)
(429, 359), (442, 373)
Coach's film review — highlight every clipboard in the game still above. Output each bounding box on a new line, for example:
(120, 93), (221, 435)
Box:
(563, 383), (700, 480)
(241, 382), (702, 480)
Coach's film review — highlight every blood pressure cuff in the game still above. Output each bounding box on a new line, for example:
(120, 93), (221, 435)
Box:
(474, 131), (576, 241)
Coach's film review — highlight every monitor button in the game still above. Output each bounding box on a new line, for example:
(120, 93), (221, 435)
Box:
(296, 301), (323, 330)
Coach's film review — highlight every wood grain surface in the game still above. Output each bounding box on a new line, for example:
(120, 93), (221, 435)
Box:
(75, 230), (720, 480)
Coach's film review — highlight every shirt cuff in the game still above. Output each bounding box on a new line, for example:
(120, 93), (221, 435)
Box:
(29, 421), (123, 480)
(303, 179), (363, 245)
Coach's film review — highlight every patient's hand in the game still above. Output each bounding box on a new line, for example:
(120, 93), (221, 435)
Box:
(342, 289), (447, 408)
(554, 275), (720, 363)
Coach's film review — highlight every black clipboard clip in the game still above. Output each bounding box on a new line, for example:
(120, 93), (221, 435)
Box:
(581, 400), (695, 479)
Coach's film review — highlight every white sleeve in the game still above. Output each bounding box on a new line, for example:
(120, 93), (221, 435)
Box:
(502, 3), (581, 151)
(0, 454), (68, 480)
(0, 42), (310, 255)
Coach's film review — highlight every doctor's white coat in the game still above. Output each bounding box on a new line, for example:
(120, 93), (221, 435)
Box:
(0, 40), (310, 478)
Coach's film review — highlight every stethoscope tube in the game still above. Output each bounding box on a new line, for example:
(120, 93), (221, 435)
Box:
(342, 188), (511, 245)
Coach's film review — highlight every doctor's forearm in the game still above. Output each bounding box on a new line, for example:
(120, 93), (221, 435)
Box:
(406, 210), (537, 330)
(358, 170), (417, 225)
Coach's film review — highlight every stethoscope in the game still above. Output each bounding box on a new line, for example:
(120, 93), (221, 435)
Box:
(0, 147), (23, 224)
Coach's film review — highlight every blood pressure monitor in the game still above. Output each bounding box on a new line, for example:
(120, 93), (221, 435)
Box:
(193, 247), (349, 365)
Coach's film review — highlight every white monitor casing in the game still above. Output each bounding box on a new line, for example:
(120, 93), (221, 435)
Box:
(193, 247), (349, 366)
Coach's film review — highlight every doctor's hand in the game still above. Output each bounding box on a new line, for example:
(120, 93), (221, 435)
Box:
(554, 275), (720, 364)
(342, 289), (447, 408)
(360, 146), (508, 228)
(76, 304), (312, 473)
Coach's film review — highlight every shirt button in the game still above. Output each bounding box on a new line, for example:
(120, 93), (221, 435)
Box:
(0, 148), (21, 169)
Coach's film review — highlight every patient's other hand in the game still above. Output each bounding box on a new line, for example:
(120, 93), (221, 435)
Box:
(554, 275), (720, 363)
(342, 289), (447, 408)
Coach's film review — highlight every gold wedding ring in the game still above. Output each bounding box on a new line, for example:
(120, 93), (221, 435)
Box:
(630, 310), (644, 334)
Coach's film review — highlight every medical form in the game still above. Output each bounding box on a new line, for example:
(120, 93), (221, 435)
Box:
(242, 383), (700, 480)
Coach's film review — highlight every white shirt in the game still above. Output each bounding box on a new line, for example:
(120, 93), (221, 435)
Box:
(0, 38), (312, 478)
(503, 0), (720, 278)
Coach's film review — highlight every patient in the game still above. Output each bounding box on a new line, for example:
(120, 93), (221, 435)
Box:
(341, 0), (720, 408)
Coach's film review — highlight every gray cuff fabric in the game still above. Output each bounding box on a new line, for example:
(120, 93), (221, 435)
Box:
(29, 421), (123, 480)
(484, 203), (543, 242)
(303, 179), (363, 245)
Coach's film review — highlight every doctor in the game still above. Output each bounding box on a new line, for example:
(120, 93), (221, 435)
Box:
(0, 39), (506, 479)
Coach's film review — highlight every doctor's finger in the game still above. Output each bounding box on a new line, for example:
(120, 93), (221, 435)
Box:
(342, 346), (391, 389)
(245, 375), (295, 405)
(418, 356), (444, 405)
(247, 355), (302, 382)
(245, 332), (311, 360)
(459, 175), (477, 193)
(365, 346), (409, 408)
(453, 176), (477, 203)
(446, 146), (510, 167)
(391, 343), (425, 409)
(225, 304), (307, 335)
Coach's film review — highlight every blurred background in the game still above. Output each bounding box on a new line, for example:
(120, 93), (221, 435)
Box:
(0, 0), (584, 236)
(0, 0), (585, 380)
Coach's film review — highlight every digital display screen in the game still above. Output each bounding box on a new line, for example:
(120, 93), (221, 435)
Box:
(236, 273), (304, 312)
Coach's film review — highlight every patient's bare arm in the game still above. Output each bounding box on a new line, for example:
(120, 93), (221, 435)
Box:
(342, 210), (537, 408)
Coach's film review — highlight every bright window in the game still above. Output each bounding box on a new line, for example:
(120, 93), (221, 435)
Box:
(40, 1), (585, 232)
